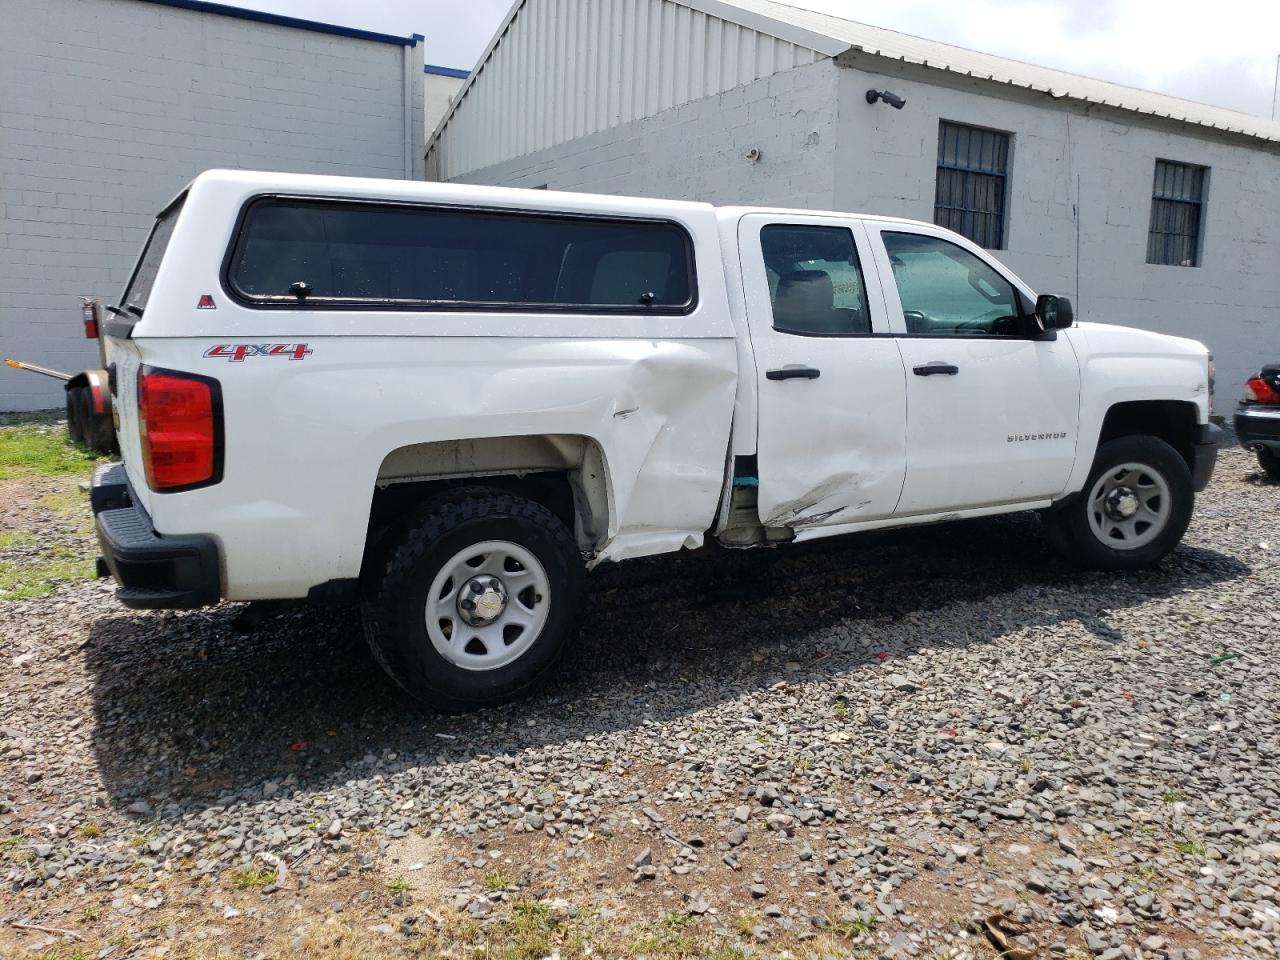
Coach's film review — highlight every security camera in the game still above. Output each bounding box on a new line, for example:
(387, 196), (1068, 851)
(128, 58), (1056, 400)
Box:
(865, 89), (907, 110)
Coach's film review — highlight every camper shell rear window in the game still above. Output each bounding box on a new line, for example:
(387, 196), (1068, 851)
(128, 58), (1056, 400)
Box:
(224, 197), (698, 314)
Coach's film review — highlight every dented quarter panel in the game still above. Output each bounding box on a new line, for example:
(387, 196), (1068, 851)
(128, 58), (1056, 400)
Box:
(136, 335), (737, 599)
(121, 172), (739, 600)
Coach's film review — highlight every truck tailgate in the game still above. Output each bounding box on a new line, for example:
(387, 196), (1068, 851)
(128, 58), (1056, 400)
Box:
(104, 334), (151, 515)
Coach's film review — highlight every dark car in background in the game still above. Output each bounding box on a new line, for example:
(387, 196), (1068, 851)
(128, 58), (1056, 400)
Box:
(1235, 364), (1280, 481)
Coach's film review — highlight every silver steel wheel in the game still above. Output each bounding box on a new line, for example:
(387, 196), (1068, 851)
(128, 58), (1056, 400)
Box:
(1086, 462), (1172, 551)
(425, 540), (551, 672)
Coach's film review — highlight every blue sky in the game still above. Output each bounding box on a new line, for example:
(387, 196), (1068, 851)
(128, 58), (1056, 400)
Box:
(244, 0), (1279, 120)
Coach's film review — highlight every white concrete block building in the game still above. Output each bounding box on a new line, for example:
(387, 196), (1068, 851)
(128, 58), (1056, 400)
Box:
(427, 0), (1280, 404)
(0, 0), (425, 411)
(425, 64), (470, 137)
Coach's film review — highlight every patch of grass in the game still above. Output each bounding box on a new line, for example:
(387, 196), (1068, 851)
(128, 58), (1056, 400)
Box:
(1134, 865), (1163, 883)
(0, 530), (35, 550)
(477, 900), (571, 960)
(77, 821), (103, 839)
(754, 733), (769, 745)
(39, 486), (97, 536)
(1174, 838), (1208, 858)
(828, 913), (876, 938)
(709, 948), (749, 960)
(793, 757), (812, 772)
(232, 867), (277, 889)
(660, 911), (691, 930)
(0, 423), (103, 480)
(482, 868), (515, 892)
(1019, 755), (1034, 773)
(0, 554), (95, 600)
(385, 875), (413, 895)
(127, 830), (155, 848)
(30, 951), (90, 960)
(1, 834), (23, 850)
(733, 913), (756, 938)
(1161, 788), (1185, 804)
(81, 904), (101, 922)
(623, 929), (695, 959)
(833, 700), (848, 720)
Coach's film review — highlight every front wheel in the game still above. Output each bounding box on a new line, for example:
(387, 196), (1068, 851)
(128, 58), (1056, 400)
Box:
(1043, 435), (1194, 570)
(361, 489), (583, 712)
(1259, 448), (1280, 482)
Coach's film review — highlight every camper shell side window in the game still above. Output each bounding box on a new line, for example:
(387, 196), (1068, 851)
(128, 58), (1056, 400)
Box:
(223, 196), (699, 315)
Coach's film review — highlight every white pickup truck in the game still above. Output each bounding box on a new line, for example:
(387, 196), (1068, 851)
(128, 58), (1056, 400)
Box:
(93, 170), (1220, 710)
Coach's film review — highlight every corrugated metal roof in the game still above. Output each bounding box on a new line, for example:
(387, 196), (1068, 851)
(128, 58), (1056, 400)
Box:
(717, 0), (1280, 145)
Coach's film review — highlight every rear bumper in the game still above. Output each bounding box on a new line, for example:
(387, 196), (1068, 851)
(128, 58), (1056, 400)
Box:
(1234, 404), (1280, 453)
(1190, 422), (1221, 493)
(92, 463), (221, 609)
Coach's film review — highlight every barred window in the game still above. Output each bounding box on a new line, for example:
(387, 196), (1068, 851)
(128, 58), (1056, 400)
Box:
(1147, 160), (1206, 267)
(934, 121), (1010, 250)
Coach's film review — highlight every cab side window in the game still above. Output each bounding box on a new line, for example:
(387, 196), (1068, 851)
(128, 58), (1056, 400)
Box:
(882, 232), (1021, 337)
(761, 225), (871, 336)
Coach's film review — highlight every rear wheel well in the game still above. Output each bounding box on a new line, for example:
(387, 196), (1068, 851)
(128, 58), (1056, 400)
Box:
(369, 472), (576, 538)
(361, 434), (611, 583)
(1096, 400), (1198, 467)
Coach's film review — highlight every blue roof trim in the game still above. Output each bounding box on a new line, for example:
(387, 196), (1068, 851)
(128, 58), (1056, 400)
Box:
(135, 0), (423, 46)
(425, 64), (470, 79)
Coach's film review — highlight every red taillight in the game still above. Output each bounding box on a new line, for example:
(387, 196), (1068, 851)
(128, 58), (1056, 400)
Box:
(138, 366), (222, 491)
(1245, 377), (1280, 404)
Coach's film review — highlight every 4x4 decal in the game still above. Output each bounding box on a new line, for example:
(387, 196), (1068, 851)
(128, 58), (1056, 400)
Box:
(204, 344), (312, 362)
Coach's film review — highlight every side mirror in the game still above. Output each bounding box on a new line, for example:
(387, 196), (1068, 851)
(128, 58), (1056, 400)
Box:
(1036, 294), (1074, 329)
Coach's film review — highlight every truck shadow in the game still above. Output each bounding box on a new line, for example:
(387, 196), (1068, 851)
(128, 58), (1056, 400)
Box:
(84, 512), (1247, 814)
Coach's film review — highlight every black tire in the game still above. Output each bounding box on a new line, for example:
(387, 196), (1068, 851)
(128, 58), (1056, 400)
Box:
(1259, 448), (1280, 483)
(87, 409), (117, 454)
(361, 489), (583, 712)
(1043, 435), (1194, 570)
(66, 387), (87, 445)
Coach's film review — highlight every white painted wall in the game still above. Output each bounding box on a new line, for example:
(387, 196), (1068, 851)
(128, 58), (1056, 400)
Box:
(0, 0), (424, 411)
(450, 60), (840, 210)
(831, 55), (1280, 402)
(426, 71), (466, 138)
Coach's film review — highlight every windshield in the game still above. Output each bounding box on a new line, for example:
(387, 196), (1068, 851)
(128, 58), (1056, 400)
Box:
(118, 194), (185, 318)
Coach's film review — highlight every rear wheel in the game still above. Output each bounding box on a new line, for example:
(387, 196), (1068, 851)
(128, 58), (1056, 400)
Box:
(86, 406), (117, 453)
(1044, 435), (1193, 570)
(1259, 448), (1280, 482)
(361, 489), (583, 712)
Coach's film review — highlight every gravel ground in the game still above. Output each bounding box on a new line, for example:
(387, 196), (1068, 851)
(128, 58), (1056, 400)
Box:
(1, 447), (1278, 959)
